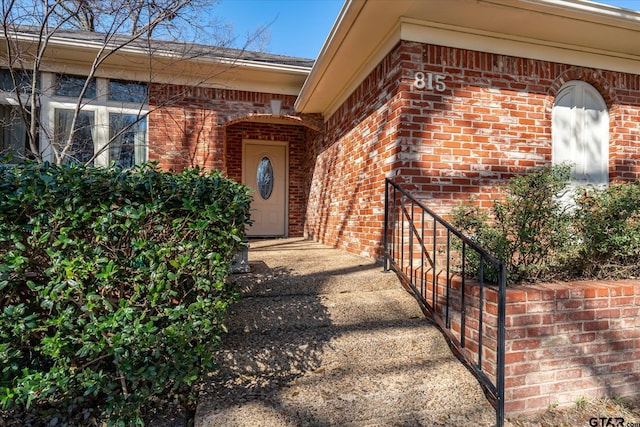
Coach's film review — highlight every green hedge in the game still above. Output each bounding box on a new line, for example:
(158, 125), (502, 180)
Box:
(573, 179), (640, 278)
(0, 162), (251, 425)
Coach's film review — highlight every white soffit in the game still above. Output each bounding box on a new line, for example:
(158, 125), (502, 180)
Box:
(296, 0), (640, 117)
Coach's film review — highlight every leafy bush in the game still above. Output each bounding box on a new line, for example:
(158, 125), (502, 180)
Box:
(0, 162), (251, 425)
(573, 180), (640, 279)
(452, 165), (576, 284)
(453, 165), (640, 284)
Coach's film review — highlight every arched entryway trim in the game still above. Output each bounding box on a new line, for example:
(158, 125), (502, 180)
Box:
(225, 114), (322, 132)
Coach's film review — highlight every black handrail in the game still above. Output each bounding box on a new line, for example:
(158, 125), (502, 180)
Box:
(384, 178), (506, 427)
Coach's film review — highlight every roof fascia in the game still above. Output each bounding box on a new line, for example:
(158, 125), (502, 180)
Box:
(294, 0), (365, 112)
(296, 0), (640, 117)
(311, 24), (400, 119)
(486, 0), (640, 27)
(3, 32), (310, 95)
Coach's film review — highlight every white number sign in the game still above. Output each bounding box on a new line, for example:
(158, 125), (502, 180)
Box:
(412, 72), (446, 92)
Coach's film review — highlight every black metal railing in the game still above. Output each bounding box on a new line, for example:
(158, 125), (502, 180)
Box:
(383, 178), (506, 427)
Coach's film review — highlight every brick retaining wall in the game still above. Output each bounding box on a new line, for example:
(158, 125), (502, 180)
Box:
(501, 280), (640, 414)
(435, 279), (640, 416)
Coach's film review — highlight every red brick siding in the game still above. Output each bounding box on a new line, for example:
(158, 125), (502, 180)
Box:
(304, 42), (404, 258)
(306, 40), (640, 260)
(147, 103), (221, 171)
(148, 84), (297, 171)
(399, 45), (640, 209)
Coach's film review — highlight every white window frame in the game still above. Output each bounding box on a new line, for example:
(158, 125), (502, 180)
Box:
(40, 72), (148, 167)
(0, 71), (32, 162)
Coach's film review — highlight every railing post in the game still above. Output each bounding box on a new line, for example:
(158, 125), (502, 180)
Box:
(420, 209), (425, 297)
(383, 179), (389, 272)
(409, 199), (414, 283)
(445, 230), (451, 329)
(496, 262), (507, 427)
(432, 217), (437, 309)
(461, 242), (466, 348)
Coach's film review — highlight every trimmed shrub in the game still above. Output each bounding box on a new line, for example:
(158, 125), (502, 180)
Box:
(452, 165), (576, 284)
(453, 165), (640, 284)
(0, 162), (251, 425)
(573, 180), (640, 279)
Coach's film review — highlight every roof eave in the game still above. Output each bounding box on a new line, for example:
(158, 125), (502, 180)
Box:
(2, 31), (312, 95)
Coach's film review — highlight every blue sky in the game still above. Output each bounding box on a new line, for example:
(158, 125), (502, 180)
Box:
(215, 0), (343, 58)
(215, 0), (640, 59)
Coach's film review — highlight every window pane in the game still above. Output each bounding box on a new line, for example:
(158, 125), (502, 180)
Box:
(109, 80), (148, 103)
(55, 109), (95, 165)
(109, 113), (147, 168)
(55, 74), (96, 99)
(0, 68), (33, 93)
(257, 157), (274, 200)
(0, 105), (27, 163)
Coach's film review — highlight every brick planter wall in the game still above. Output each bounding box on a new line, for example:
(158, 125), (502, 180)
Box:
(433, 279), (640, 416)
(501, 280), (640, 415)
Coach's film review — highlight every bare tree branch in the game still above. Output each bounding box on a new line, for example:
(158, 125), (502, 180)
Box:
(0, 0), (272, 165)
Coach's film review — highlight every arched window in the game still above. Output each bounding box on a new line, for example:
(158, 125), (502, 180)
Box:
(552, 81), (609, 186)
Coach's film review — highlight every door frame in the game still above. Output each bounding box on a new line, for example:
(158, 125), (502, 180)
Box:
(242, 139), (289, 237)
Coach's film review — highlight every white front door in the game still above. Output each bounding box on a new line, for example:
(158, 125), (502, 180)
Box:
(243, 141), (288, 236)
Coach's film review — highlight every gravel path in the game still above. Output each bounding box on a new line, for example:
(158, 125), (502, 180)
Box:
(195, 238), (496, 426)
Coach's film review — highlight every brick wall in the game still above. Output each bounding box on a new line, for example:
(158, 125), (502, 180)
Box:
(304, 42), (404, 258)
(501, 280), (640, 415)
(424, 276), (640, 416)
(308, 40), (640, 416)
(148, 84), (298, 172)
(398, 43), (640, 208)
(306, 39), (640, 260)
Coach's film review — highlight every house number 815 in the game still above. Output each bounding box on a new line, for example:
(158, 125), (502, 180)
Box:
(413, 72), (446, 92)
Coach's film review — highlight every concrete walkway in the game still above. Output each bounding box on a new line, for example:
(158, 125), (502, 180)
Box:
(195, 238), (496, 426)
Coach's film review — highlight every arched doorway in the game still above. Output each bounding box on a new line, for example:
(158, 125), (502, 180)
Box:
(224, 114), (322, 237)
